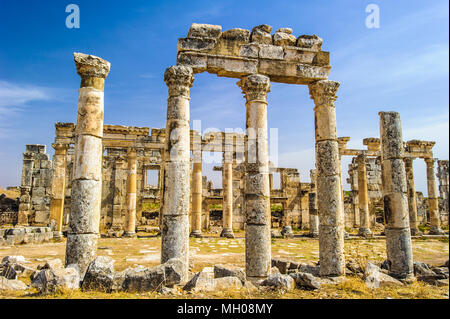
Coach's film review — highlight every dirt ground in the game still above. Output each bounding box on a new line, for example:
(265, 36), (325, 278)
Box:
(0, 233), (448, 299)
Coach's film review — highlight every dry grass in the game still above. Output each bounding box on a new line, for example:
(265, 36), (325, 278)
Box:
(0, 234), (448, 299)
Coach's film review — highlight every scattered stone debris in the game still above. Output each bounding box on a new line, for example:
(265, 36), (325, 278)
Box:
(363, 263), (403, 289)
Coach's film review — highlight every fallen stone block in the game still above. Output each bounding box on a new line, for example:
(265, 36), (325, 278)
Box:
(364, 263), (403, 289)
(214, 264), (246, 284)
(214, 276), (243, 290)
(81, 256), (115, 292)
(31, 267), (80, 293)
(260, 273), (295, 291)
(2, 256), (26, 265)
(163, 258), (184, 287)
(1, 264), (17, 280)
(290, 272), (321, 290)
(183, 267), (216, 292)
(0, 277), (28, 291)
(121, 265), (165, 292)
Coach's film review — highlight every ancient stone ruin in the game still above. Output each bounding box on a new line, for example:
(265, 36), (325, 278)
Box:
(1, 23), (448, 295)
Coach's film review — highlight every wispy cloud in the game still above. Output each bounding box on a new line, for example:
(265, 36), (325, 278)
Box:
(0, 81), (50, 116)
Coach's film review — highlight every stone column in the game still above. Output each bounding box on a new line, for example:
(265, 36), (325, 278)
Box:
(221, 155), (235, 238)
(49, 143), (68, 239)
(17, 152), (34, 225)
(309, 80), (345, 277)
(65, 53), (110, 276)
(356, 154), (372, 237)
(404, 157), (420, 235)
(437, 160), (449, 219)
(379, 111), (413, 279)
(425, 158), (444, 235)
(309, 169), (319, 237)
(190, 161), (203, 237)
(348, 162), (360, 228)
(161, 66), (193, 282)
(238, 74), (271, 281)
(124, 148), (137, 237)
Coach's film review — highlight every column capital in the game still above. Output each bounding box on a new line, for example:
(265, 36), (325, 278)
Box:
(74, 52), (111, 79)
(237, 74), (271, 103)
(52, 143), (69, 155)
(164, 65), (194, 96)
(308, 80), (340, 107)
(127, 147), (137, 159)
(424, 157), (437, 166)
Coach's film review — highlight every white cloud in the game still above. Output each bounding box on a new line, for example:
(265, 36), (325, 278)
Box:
(0, 81), (50, 116)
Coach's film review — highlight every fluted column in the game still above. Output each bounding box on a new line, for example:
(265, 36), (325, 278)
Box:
(50, 143), (68, 239)
(65, 53), (110, 276)
(425, 158), (443, 235)
(238, 74), (271, 281)
(221, 154), (235, 238)
(309, 169), (319, 237)
(161, 66), (193, 282)
(190, 161), (203, 237)
(379, 111), (413, 279)
(357, 153), (372, 237)
(309, 80), (345, 277)
(123, 148), (137, 237)
(404, 158), (420, 235)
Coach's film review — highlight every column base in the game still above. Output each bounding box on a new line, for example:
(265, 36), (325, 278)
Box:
(357, 227), (372, 237)
(122, 232), (137, 238)
(220, 228), (235, 238)
(429, 226), (444, 235)
(309, 231), (319, 238)
(52, 231), (63, 240)
(190, 230), (203, 238)
(281, 226), (294, 238)
(410, 228), (422, 236)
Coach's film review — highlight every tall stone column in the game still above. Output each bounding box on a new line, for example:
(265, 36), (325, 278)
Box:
(17, 152), (34, 225)
(65, 53), (110, 277)
(221, 155), (235, 238)
(379, 111), (413, 279)
(348, 162), (360, 228)
(356, 154), (372, 237)
(124, 148), (137, 237)
(309, 169), (319, 237)
(161, 66), (193, 282)
(404, 158), (420, 235)
(437, 160), (449, 218)
(238, 74), (271, 281)
(309, 80), (345, 277)
(49, 143), (68, 239)
(190, 161), (203, 237)
(425, 158), (444, 235)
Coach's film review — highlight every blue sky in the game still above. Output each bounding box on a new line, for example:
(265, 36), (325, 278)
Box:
(0, 0), (448, 194)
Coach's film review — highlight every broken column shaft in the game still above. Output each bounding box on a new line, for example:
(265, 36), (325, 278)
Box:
(379, 111), (413, 279)
(161, 65), (194, 282)
(309, 80), (345, 277)
(65, 52), (110, 276)
(238, 74), (271, 281)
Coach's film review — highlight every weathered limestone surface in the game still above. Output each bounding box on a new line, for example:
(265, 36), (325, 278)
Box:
(356, 154), (372, 237)
(425, 158), (444, 235)
(309, 169), (319, 237)
(238, 74), (271, 280)
(49, 143), (68, 238)
(220, 156), (234, 238)
(404, 158), (420, 235)
(309, 80), (345, 277)
(123, 148), (137, 237)
(161, 65), (194, 282)
(65, 53), (110, 277)
(177, 23), (330, 84)
(379, 112), (413, 279)
(190, 161), (203, 237)
(437, 160), (449, 223)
